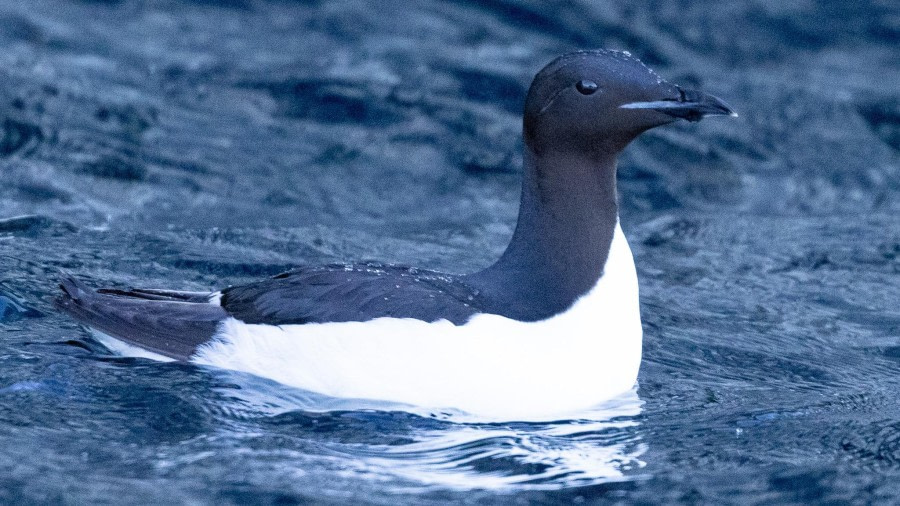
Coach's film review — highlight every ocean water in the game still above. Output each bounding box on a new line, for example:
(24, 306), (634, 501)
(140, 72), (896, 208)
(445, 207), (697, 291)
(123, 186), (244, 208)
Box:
(1, 0), (898, 503)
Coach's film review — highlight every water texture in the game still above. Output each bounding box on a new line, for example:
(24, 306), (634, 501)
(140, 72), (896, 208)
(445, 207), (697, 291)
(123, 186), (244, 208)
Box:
(0, 0), (898, 503)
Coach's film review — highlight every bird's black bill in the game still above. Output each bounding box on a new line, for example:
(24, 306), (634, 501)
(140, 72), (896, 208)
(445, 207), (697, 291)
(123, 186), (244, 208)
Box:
(620, 88), (737, 122)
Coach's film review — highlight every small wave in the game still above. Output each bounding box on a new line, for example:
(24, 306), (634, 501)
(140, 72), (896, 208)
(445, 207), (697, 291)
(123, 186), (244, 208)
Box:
(203, 370), (647, 491)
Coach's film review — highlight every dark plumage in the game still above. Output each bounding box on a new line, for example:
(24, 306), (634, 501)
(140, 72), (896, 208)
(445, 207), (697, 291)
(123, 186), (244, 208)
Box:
(221, 263), (482, 325)
(58, 278), (226, 360)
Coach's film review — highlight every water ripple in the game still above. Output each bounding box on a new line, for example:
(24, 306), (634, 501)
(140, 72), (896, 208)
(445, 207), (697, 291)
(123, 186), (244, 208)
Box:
(205, 371), (646, 492)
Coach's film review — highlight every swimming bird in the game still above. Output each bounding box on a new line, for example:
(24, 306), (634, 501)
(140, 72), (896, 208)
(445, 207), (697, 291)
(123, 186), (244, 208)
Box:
(57, 50), (735, 420)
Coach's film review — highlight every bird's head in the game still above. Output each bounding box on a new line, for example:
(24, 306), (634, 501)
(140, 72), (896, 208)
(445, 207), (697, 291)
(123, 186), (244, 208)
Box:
(523, 50), (736, 156)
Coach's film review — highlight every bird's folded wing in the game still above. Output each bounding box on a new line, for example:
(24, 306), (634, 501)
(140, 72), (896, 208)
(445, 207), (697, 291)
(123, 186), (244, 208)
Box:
(221, 263), (482, 325)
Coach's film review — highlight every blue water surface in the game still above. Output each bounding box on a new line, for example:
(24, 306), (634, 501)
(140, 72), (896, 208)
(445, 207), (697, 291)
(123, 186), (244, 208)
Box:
(0, 0), (898, 503)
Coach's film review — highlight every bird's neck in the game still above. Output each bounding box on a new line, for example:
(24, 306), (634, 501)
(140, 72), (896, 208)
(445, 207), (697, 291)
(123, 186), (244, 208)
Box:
(468, 147), (620, 320)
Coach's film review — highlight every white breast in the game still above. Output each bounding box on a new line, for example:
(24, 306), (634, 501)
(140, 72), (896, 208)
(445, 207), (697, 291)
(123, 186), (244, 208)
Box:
(192, 222), (643, 421)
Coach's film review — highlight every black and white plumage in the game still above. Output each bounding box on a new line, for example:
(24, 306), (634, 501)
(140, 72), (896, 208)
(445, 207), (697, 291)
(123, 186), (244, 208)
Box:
(59, 262), (486, 360)
(57, 49), (734, 420)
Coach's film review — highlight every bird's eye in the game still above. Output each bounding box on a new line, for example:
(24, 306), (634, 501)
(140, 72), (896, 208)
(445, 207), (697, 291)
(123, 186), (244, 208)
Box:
(576, 80), (599, 95)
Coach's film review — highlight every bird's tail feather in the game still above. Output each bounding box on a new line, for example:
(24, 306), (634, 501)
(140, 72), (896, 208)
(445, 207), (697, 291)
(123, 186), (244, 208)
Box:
(57, 277), (227, 361)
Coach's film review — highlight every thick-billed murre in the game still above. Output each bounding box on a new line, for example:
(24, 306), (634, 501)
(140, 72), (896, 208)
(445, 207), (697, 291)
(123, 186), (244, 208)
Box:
(57, 50), (735, 420)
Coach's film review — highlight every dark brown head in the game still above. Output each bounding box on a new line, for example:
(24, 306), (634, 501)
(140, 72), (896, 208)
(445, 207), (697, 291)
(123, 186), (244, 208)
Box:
(523, 50), (735, 156)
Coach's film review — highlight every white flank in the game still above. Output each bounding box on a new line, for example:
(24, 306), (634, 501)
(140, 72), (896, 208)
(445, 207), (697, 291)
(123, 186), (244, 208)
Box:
(192, 223), (642, 421)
